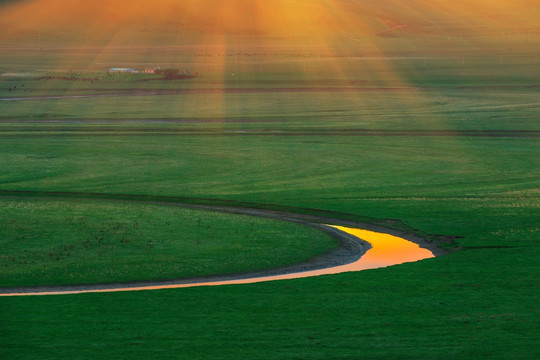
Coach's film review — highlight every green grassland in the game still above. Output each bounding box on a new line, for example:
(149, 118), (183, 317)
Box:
(1, 88), (540, 132)
(0, 197), (337, 287)
(1, 16), (540, 360)
(1, 127), (538, 358)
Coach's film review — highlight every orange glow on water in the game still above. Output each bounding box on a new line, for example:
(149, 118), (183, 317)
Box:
(329, 226), (434, 270)
(0, 225), (434, 296)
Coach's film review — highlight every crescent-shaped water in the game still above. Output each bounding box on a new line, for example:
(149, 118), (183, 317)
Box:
(0, 225), (434, 296)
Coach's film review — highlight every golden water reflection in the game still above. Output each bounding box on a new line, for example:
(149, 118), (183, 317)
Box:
(194, 225), (435, 284)
(1, 225), (434, 296)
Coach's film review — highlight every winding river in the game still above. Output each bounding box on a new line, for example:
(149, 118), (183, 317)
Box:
(0, 225), (434, 297)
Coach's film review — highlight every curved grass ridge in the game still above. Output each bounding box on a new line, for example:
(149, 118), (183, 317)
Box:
(0, 196), (339, 288)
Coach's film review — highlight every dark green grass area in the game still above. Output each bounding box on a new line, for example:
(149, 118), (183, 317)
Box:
(1, 237), (538, 359)
(0, 132), (538, 358)
(0, 197), (337, 287)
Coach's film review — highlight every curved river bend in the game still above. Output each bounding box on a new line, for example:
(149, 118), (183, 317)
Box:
(0, 225), (434, 297)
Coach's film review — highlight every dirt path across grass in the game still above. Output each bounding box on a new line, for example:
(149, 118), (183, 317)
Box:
(0, 192), (450, 296)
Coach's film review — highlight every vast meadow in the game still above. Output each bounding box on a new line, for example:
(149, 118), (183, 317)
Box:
(1, 0), (539, 359)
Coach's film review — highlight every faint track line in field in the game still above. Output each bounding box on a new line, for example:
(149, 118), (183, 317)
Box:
(0, 129), (539, 137)
(1, 85), (539, 101)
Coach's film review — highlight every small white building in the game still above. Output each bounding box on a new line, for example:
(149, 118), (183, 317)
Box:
(109, 68), (139, 74)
